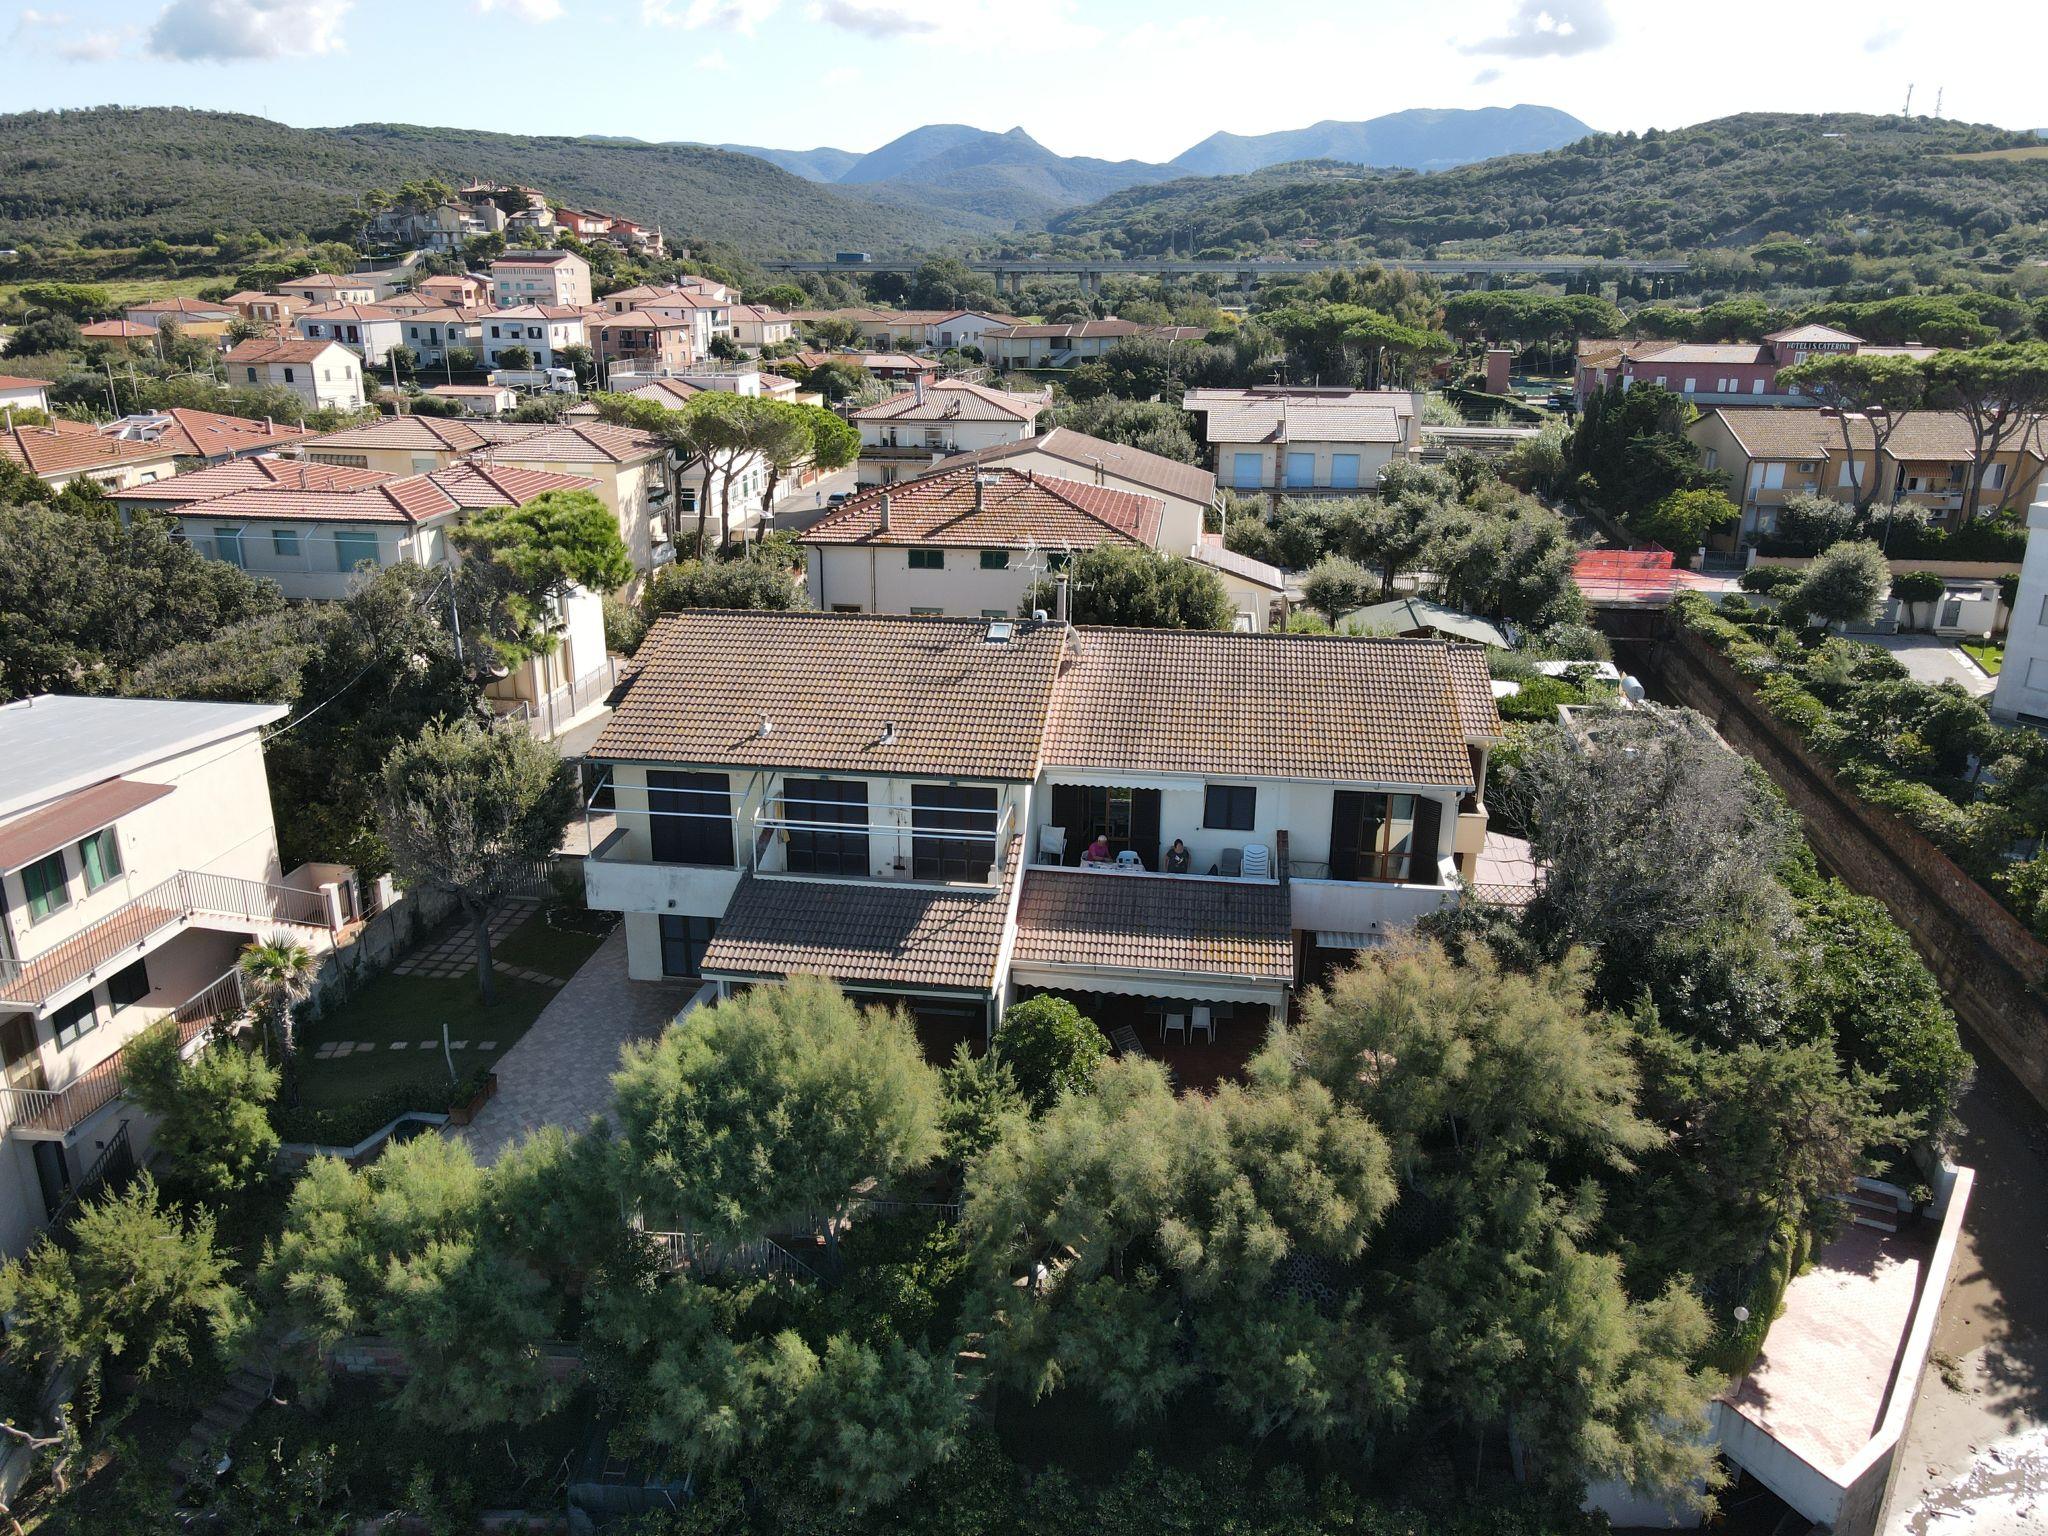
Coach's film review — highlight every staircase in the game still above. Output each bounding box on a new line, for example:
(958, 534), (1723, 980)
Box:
(166, 1359), (277, 1488)
(1831, 1178), (1912, 1234)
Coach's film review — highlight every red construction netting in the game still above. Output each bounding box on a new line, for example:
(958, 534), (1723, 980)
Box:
(1573, 548), (1722, 605)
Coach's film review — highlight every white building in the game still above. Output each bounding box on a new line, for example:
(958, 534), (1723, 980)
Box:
(225, 338), (365, 414)
(397, 307), (484, 369)
(0, 376), (53, 416)
(0, 697), (359, 1255)
(293, 304), (406, 367)
(1989, 490), (2048, 725)
(578, 613), (1501, 1049)
(489, 250), (592, 309)
(480, 306), (587, 372)
(1183, 387), (1425, 500)
(852, 379), (1049, 488)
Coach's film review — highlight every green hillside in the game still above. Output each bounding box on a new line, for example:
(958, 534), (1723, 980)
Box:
(1051, 112), (2048, 260)
(0, 107), (972, 256)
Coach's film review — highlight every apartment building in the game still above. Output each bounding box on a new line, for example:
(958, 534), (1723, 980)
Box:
(221, 290), (304, 334)
(1575, 324), (1939, 407)
(119, 297), (236, 338)
(580, 613), (1499, 1056)
(1990, 491), (2048, 725)
(729, 303), (796, 351)
(489, 250), (592, 309)
(397, 307), (484, 369)
(225, 338), (365, 415)
(292, 303), (405, 366)
(1689, 406), (2048, 541)
(417, 273), (488, 309)
(590, 310), (697, 378)
(852, 379), (1049, 487)
(982, 318), (1205, 369)
(1, 420), (181, 491)
(785, 308), (1014, 351)
(480, 306), (587, 372)
(1184, 388), (1421, 501)
(0, 696), (358, 1254)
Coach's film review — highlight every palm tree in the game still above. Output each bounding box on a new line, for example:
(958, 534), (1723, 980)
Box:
(239, 935), (317, 1063)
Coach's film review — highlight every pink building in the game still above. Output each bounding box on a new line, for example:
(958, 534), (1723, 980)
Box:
(1574, 325), (1936, 407)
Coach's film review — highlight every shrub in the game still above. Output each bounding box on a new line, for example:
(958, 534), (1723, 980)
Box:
(1497, 674), (1586, 723)
(1891, 570), (1946, 605)
(991, 995), (1108, 1112)
(1738, 566), (1802, 595)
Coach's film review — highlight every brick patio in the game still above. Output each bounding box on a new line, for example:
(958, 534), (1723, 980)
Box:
(456, 928), (695, 1164)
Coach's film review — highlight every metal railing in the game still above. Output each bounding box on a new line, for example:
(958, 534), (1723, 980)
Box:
(48, 1120), (136, 1233)
(645, 1229), (825, 1285)
(0, 869), (333, 1011)
(0, 967), (249, 1139)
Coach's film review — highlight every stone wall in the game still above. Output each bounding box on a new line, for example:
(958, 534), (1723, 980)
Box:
(1622, 627), (2048, 1110)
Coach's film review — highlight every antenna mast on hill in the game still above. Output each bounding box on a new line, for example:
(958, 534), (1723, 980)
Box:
(1933, 87), (1943, 119)
(1902, 84), (1913, 116)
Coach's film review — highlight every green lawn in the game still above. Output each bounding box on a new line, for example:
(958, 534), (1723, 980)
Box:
(297, 968), (553, 1109)
(493, 910), (610, 980)
(1962, 640), (2004, 676)
(0, 273), (224, 307)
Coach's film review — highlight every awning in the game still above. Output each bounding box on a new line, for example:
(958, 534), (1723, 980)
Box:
(1011, 867), (1295, 984)
(1314, 931), (1387, 950)
(1010, 963), (1288, 1008)
(0, 779), (171, 876)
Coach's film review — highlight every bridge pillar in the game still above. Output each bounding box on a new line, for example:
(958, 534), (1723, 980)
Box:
(1238, 271), (1257, 294)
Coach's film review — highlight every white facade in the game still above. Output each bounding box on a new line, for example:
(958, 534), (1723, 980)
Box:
(1989, 492), (2048, 724)
(1218, 437), (1402, 495)
(481, 311), (587, 371)
(807, 545), (1050, 618)
(294, 309), (404, 366)
(858, 416), (1040, 488)
(232, 343), (364, 413)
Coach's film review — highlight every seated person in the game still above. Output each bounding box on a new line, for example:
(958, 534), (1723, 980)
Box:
(1165, 838), (1191, 874)
(1082, 833), (1112, 864)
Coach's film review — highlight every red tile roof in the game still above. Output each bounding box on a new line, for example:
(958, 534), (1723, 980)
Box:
(227, 337), (351, 365)
(78, 320), (154, 340)
(177, 461), (596, 525)
(1, 424), (177, 478)
(854, 379), (1048, 424)
(113, 455), (391, 505)
(801, 466), (1162, 549)
(1012, 867), (1294, 981)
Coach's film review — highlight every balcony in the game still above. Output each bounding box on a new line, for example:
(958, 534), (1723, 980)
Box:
(583, 827), (744, 915)
(0, 969), (248, 1141)
(1287, 855), (1462, 939)
(0, 869), (337, 1015)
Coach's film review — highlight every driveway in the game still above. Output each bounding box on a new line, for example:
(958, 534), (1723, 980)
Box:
(1883, 1040), (2048, 1535)
(457, 927), (696, 1163)
(1862, 634), (1997, 698)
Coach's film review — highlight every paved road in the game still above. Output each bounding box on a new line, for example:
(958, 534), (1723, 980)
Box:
(770, 464), (858, 534)
(1883, 1038), (2048, 1535)
(1861, 634), (1997, 698)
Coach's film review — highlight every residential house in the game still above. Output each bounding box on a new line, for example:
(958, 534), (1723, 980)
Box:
(418, 273), (488, 309)
(796, 349), (939, 382)
(929, 427), (1216, 548)
(119, 298), (235, 338)
(225, 338), (365, 414)
(1341, 596), (1514, 648)
(277, 274), (383, 308)
(852, 379), (1050, 487)
(1184, 387), (1423, 500)
(111, 456), (393, 521)
(1688, 406), (2048, 542)
(480, 305), (587, 372)
(786, 309), (1014, 351)
(93, 408), (313, 465)
(398, 307), (483, 369)
(298, 415), (671, 572)
(590, 310), (697, 379)
(0, 376), (51, 416)
(800, 467), (1165, 617)
(490, 251), (592, 309)
(293, 303), (405, 366)
(600, 286), (732, 357)
(729, 303), (796, 351)
(379, 292), (437, 315)
(221, 291), (303, 334)
(1575, 324), (1940, 407)
(578, 613), (1500, 1058)
(982, 318), (1204, 369)
(0, 696), (358, 1255)
(76, 320), (156, 346)
(1990, 491), (2048, 725)
(1, 421), (181, 490)
(421, 383), (518, 417)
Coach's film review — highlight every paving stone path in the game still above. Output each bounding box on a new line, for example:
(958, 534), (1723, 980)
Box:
(392, 899), (540, 980)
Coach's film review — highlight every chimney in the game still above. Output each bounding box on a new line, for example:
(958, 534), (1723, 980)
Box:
(264, 416), (275, 436)
(913, 375), (926, 407)
(974, 476), (986, 513)
(1055, 575), (1071, 625)
(878, 493), (892, 531)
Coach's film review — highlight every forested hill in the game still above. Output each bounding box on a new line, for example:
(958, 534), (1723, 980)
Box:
(1050, 113), (2048, 260)
(0, 107), (974, 255)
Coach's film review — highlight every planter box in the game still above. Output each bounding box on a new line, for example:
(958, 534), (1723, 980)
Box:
(446, 1072), (498, 1127)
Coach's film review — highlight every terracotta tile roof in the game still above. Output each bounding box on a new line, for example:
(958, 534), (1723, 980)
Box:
(1012, 867), (1294, 982)
(470, 420), (664, 464)
(0, 375), (50, 392)
(700, 838), (1020, 992)
(1445, 644), (1505, 737)
(130, 408), (313, 459)
(800, 466), (1162, 549)
(1627, 342), (1770, 366)
(491, 251), (582, 267)
(1043, 630), (1484, 786)
(1184, 386), (1419, 419)
(1191, 532), (1285, 590)
(1204, 400), (1401, 445)
(78, 320), (154, 340)
(491, 304), (587, 322)
(381, 293), (436, 311)
(985, 318), (1153, 341)
(1707, 407), (2042, 463)
(285, 274), (377, 290)
(306, 415), (489, 452)
(1, 424), (177, 478)
(179, 462), (595, 525)
(589, 309), (691, 331)
(855, 379), (1048, 424)
(592, 612), (1066, 779)
(113, 455), (390, 504)
(623, 378), (703, 408)
(795, 350), (937, 374)
(1765, 323), (1866, 345)
(227, 337), (349, 365)
(123, 296), (234, 319)
(929, 427), (1215, 508)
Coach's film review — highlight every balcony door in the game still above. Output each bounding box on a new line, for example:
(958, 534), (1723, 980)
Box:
(647, 771), (733, 867)
(784, 779), (869, 877)
(1, 1014), (46, 1094)
(1330, 792), (1440, 884)
(1048, 784), (1160, 872)
(912, 785), (1000, 882)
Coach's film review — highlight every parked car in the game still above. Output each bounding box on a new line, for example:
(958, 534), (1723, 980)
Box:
(827, 492), (850, 506)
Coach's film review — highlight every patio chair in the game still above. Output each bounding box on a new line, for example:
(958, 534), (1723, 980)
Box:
(1114, 849), (1144, 871)
(1216, 847), (1243, 878)
(1037, 825), (1066, 865)
(1190, 1005), (1214, 1042)
(1160, 1011), (1188, 1044)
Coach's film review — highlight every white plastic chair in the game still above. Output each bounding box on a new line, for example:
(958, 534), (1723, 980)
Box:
(1190, 1005), (1214, 1042)
(1160, 1011), (1188, 1044)
(1114, 848), (1144, 871)
(1038, 825), (1066, 865)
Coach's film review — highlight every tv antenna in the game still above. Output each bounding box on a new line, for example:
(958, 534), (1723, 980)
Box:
(1933, 87), (1943, 119)
(1901, 84), (1913, 116)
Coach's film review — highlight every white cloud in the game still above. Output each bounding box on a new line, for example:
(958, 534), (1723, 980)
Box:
(641, 0), (780, 33)
(811, 0), (935, 36)
(477, 0), (563, 21)
(1863, 24), (1905, 52)
(149, 0), (352, 60)
(1462, 0), (1615, 58)
(802, 0), (1095, 53)
(11, 8), (139, 59)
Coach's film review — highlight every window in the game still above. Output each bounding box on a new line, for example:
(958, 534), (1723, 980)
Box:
(50, 994), (97, 1050)
(783, 778), (869, 877)
(912, 784), (998, 882)
(214, 527), (246, 568)
(410, 455), (438, 473)
(246, 367), (259, 383)
(21, 851), (69, 921)
(647, 771), (734, 867)
(107, 958), (150, 1011)
(1331, 792), (1443, 884)
(1702, 449), (1719, 471)
(282, 367), (296, 384)
(1204, 784), (1256, 831)
(908, 548), (944, 570)
(334, 530), (380, 570)
(273, 529), (301, 558)
(979, 550), (1009, 570)
(658, 914), (717, 978)
(910, 606), (944, 616)
(77, 827), (121, 891)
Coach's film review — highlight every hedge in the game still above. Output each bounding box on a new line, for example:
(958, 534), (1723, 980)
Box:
(272, 1065), (491, 1148)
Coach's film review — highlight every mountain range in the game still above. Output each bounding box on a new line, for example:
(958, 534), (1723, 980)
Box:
(716, 106), (1595, 228)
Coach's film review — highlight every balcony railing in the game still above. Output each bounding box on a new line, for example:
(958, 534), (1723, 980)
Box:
(0, 968), (249, 1140)
(0, 869), (334, 1012)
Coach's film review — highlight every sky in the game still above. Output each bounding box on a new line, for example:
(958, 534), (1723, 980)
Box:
(3, 0), (2045, 166)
